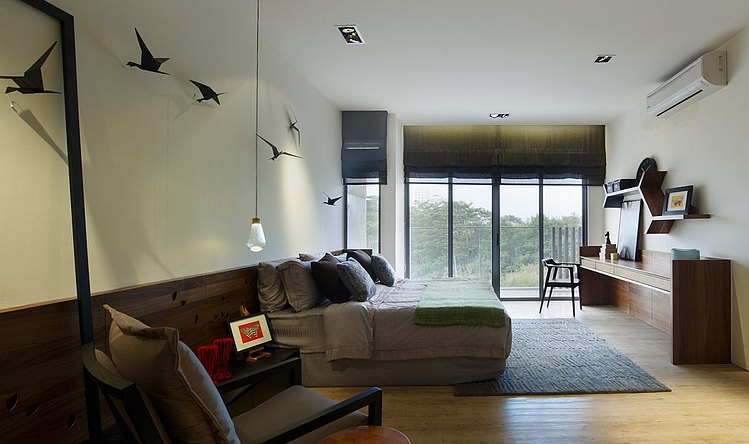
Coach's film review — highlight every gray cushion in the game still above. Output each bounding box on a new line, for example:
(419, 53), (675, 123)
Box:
(233, 385), (367, 444)
(371, 254), (396, 286)
(336, 258), (377, 302)
(346, 249), (377, 282)
(104, 304), (239, 444)
(258, 262), (288, 312)
(277, 259), (321, 312)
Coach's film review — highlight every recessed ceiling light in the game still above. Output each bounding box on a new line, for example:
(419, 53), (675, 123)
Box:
(594, 54), (615, 64)
(489, 113), (510, 119)
(336, 25), (365, 44)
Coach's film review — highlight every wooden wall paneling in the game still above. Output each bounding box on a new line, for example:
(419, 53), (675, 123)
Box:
(672, 259), (731, 364)
(0, 299), (87, 442)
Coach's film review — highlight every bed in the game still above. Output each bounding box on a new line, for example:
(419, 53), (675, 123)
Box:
(255, 251), (512, 387)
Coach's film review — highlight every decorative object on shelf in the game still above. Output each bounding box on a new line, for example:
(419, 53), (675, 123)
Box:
(190, 80), (226, 105)
(126, 28), (170, 75)
(247, 0), (265, 252)
(228, 312), (273, 362)
(287, 106), (301, 148)
(213, 338), (233, 382)
(196, 343), (219, 384)
(323, 192), (342, 206)
(604, 231), (611, 244)
(617, 199), (642, 261)
(1, 41), (59, 94)
(670, 248), (700, 260)
(258, 133), (302, 160)
(636, 157), (657, 182)
(662, 185), (693, 216)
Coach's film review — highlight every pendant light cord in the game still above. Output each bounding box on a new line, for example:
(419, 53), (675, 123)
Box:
(254, 0), (260, 217)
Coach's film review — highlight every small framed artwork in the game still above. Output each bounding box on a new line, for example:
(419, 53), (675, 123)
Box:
(228, 313), (273, 352)
(662, 185), (693, 216)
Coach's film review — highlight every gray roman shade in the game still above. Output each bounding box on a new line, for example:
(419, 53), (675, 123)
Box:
(403, 125), (605, 184)
(342, 111), (388, 185)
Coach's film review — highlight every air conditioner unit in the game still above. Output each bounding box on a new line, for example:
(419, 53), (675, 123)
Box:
(646, 50), (726, 117)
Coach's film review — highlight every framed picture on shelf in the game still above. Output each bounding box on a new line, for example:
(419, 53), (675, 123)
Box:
(662, 185), (693, 216)
(228, 313), (273, 352)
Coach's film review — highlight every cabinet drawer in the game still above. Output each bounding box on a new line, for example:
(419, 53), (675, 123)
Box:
(615, 267), (670, 292)
(596, 262), (615, 275)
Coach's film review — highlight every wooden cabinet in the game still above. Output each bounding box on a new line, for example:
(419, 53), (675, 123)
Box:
(580, 248), (730, 365)
(603, 171), (710, 234)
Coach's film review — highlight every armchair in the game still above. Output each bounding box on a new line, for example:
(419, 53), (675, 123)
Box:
(82, 305), (383, 443)
(540, 258), (581, 316)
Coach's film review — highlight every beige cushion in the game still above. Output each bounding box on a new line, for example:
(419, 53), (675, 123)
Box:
(233, 385), (367, 444)
(104, 304), (239, 444)
(277, 259), (321, 312)
(258, 261), (288, 312)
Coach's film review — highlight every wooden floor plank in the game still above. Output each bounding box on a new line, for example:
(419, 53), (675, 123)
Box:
(312, 301), (749, 443)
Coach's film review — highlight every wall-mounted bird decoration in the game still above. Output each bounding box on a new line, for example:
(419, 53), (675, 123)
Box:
(323, 192), (342, 206)
(190, 80), (226, 105)
(126, 28), (170, 75)
(287, 106), (301, 148)
(1, 42), (59, 94)
(257, 133), (302, 161)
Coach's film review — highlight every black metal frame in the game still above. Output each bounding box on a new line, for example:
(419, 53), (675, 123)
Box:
(17, 0), (97, 439)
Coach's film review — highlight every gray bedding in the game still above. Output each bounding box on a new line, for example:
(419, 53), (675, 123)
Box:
(267, 278), (512, 386)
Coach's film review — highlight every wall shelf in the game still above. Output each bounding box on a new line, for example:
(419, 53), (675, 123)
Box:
(603, 170), (709, 234)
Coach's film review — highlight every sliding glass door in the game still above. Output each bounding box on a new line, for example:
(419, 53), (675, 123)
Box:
(498, 181), (540, 299)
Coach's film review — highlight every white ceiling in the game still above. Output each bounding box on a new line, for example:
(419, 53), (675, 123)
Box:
(262, 0), (749, 125)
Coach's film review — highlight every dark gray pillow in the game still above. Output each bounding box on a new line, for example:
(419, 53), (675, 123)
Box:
(336, 258), (376, 302)
(311, 254), (351, 303)
(277, 259), (321, 312)
(371, 254), (396, 286)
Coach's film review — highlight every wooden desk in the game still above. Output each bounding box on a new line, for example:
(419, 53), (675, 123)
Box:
(579, 247), (730, 365)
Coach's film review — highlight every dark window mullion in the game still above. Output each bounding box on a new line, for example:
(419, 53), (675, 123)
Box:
(447, 176), (454, 277)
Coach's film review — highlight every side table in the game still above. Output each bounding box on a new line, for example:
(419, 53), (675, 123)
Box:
(216, 346), (300, 415)
(319, 425), (411, 444)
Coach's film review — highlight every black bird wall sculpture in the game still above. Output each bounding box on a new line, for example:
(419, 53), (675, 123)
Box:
(126, 28), (170, 75)
(190, 80), (225, 105)
(1, 42), (59, 94)
(287, 106), (301, 148)
(323, 193), (342, 206)
(257, 133), (302, 161)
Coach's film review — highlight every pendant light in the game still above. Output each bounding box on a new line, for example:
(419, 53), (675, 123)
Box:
(247, 0), (266, 252)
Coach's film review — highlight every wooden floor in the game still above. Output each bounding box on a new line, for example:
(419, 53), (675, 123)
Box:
(313, 300), (749, 443)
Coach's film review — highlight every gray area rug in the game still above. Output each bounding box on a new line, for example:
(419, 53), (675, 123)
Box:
(454, 318), (670, 396)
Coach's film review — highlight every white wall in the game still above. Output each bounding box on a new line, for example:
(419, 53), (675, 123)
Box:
(605, 26), (749, 369)
(1, 0), (343, 309)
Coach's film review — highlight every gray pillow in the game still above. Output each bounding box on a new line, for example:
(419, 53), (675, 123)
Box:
(277, 259), (321, 312)
(257, 262), (288, 312)
(336, 258), (377, 302)
(371, 254), (396, 286)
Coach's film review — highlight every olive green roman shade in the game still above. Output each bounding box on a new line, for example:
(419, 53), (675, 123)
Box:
(403, 125), (605, 184)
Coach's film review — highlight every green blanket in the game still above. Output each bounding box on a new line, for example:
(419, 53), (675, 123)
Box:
(414, 279), (506, 328)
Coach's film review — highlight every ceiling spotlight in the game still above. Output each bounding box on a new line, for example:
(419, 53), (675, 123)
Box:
(594, 54), (615, 64)
(336, 25), (365, 44)
(489, 113), (510, 119)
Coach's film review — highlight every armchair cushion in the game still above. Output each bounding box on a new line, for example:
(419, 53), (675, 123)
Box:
(233, 385), (367, 444)
(104, 304), (239, 444)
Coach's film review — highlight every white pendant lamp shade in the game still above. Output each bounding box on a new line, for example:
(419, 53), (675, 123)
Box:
(247, 217), (266, 252)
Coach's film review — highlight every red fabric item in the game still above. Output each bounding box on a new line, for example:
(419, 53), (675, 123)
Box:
(213, 337), (233, 382)
(196, 344), (220, 384)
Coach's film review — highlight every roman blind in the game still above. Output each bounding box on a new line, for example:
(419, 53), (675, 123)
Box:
(403, 124), (605, 184)
(342, 110), (388, 184)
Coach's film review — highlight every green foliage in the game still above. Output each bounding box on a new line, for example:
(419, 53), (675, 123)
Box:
(409, 198), (582, 285)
